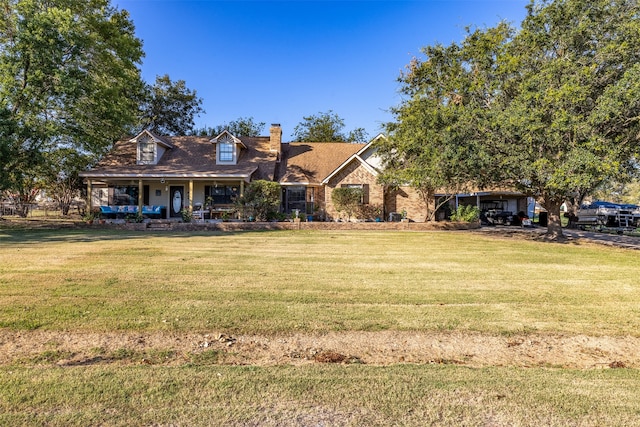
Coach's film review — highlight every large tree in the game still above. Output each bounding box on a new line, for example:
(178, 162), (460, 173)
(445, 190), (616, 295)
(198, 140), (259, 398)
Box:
(0, 0), (145, 215)
(139, 74), (204, 136)
(0, 0), (145, 154)
(0, 108), (17, 192)
(292, 110), (369, 142)
(491, 0), (640, 239)
(382, 0), (640, 237)
(376, 25), (509, 221)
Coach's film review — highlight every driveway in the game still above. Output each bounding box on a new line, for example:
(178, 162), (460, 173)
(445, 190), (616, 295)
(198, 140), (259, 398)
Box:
(562, 228), (640, 250)
(477, 226), (640, 250)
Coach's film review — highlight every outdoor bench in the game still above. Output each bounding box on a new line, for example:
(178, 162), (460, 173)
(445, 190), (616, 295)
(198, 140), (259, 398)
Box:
(100, 205), (165, 219)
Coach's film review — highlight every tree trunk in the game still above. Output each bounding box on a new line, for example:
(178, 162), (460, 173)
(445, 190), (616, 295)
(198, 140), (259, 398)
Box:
(419, 188), (436, 222)
(14, 193), (35, 218)
(60, 202), (70, 216)
(15, 202), (29, 218)
(542, 198), (565, 240)
(55, 188), (75, 216)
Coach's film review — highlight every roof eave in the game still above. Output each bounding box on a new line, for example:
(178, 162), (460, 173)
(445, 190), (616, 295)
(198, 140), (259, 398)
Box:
(321, 153), (379, 185)
(80, 168), (258, 181)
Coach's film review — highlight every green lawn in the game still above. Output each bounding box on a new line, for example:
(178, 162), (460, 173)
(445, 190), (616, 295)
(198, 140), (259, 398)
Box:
(1, 229), (638, 335)
(3, 364), (639, 426)
(1, 228), (640, 426)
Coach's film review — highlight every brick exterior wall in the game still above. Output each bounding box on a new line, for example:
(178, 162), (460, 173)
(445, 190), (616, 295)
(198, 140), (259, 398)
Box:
(324, 160), (384, 221)
(384, 186), (429, 222)
(110, 219), (480, 232)
(322, 159), (433, 222)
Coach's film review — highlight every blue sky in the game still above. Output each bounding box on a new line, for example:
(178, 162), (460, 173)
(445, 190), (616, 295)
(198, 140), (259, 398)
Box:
(115, 0), (530, 140)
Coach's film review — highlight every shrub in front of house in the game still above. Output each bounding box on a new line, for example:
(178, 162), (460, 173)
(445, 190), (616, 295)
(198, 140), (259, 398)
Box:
(450, 205), (480, 222)
(235, 180), (281, 221)
(332, 187), (364, 221)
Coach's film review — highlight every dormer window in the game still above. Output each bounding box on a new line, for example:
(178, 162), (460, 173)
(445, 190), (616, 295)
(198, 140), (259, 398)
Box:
(133, 130), (172, 165)
(213, 132), (245, 165)
(218, 136), (234, 162)
(138, 135), (155, 164)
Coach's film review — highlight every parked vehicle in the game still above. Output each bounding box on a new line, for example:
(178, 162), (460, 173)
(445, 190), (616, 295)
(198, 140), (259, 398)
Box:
(479, 200), (530, 226)
(576, 201), (640, 230)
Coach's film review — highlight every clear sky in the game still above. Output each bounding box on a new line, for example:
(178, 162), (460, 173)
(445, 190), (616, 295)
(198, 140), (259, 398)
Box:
(114, 0), (530, 140)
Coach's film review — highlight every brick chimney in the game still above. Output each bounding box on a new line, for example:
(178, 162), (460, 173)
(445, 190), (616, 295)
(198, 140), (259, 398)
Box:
(269, 123), (282, 160)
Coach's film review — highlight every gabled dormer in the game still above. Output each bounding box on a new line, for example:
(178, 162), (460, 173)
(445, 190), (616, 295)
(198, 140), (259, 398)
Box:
(321, 135), (385, 185)
(131, 129), (173, 165)
(211, 131), (246, 165)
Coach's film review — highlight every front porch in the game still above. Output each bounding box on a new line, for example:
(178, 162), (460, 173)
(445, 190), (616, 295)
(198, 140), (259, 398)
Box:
(85, 177), (248, 220)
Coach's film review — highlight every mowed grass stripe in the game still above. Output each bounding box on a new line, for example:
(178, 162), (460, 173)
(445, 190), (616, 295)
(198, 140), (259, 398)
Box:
(0, 229), (639, 335)
(2, 365), (640, 427)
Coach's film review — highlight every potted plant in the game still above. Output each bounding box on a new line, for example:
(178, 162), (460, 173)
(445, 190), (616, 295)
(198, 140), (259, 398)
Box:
(180, 208), (193, 223)
(82, 213), (95, 224)
(205, 196), (214, 220)
(92, 207), (105, 224)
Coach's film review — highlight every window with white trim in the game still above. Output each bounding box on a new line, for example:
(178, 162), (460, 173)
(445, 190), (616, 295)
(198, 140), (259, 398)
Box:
(217, 135), (235, 163)
(137, 134), (155, 164)
(342, 183), (369, 204)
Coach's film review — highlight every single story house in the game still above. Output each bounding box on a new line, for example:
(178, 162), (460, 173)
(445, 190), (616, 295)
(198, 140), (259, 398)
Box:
(79, 124), (526, 222)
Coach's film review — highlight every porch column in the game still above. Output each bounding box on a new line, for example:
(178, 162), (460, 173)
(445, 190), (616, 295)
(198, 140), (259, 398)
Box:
(138, 180), (143, 212)
(240, 180), (244, 196)
(189, 180), (194, 210)
(310, 187), (315, 213)
(476, 194), (480, 209)
(87, 179), (92, 212)
(455, 195), (459, 210)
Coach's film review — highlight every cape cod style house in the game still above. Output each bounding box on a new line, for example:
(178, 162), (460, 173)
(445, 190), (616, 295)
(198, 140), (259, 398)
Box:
(79, 124), (526, 223)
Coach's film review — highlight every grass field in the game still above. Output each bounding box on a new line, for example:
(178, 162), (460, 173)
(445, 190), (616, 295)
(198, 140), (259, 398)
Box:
(1, 228), (640, 426)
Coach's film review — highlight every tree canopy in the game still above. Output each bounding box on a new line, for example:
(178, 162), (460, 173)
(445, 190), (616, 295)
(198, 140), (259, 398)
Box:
(375, 25), (507, 221)
(192, 117), (266, 137)
(0, 0), (145, 156)
(292, 110), (369, 142)
(139, 74), (204, 136)
(493, 0), (640, 238)
(378, 0), (640, 237)
(0, 0), (145, 215)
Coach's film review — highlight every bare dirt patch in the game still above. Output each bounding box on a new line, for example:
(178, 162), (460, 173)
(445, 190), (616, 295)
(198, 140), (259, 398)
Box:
(2, 330), (639, 369)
